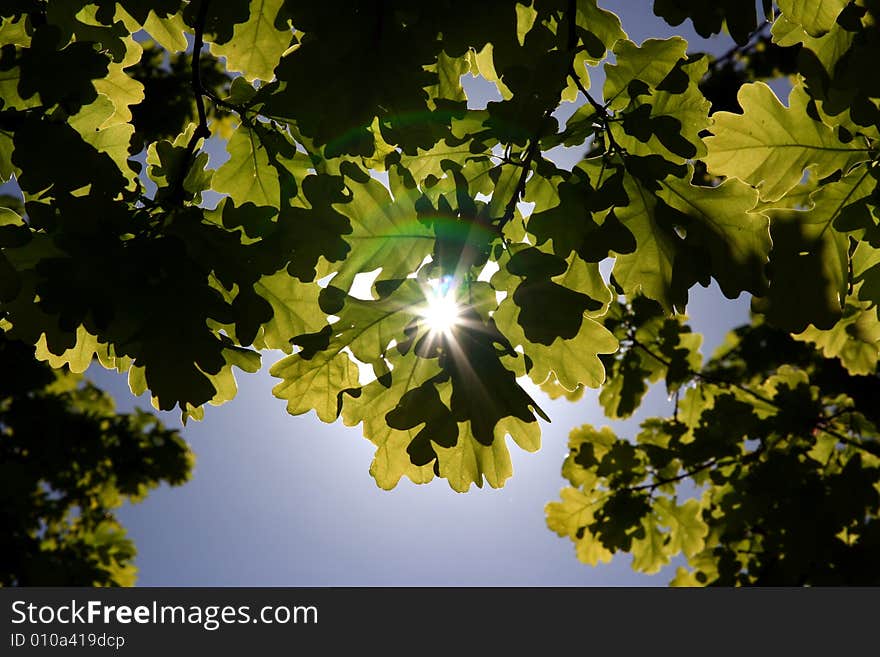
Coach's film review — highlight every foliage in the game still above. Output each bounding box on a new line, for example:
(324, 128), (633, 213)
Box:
(0, 333), (193, 586)
(547, 299), (880, 585)
(0, 1), (879, 582)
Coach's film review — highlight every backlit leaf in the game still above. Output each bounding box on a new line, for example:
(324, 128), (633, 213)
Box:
(777, 0), (848, 37)
(704, 83), (869, 202)
(210, 0), (292, 82)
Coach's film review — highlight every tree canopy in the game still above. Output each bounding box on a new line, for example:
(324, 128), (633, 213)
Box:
(1, 0), (879, 584)
(548, 299), (880, 584)
(0, 332), (192, 586)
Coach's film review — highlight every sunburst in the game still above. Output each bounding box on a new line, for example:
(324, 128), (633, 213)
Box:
(419, 276), (462, 336)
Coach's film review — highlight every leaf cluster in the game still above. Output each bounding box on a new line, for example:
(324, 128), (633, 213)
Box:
(0, 0), (878, 499)
(0, 332), (192, 586)
(548, 301), (880, 584)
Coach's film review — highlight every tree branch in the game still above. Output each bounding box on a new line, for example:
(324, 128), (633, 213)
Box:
(498, 111), (551, 232)
(629, 334), (880, 459)
(707, 21), (772, 73)
(630, 335), (777, 407)
(168, 0), (212, 204)
(567, 64), (625, 157)
(497, 0), (587, 233)
(628, 458), (720, 493)
(567, 0), (577, 51)
(815, 421), (880, 459)
(202, 87), (242, 116)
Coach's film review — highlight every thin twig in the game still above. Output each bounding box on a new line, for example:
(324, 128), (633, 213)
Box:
(567, 64), (625, 157)
(203, 87), (244, 116)
(168, 0), (212, 204)
(567, 0), (577, 51)
(630, 334), (880, 459)
(496, 0), (581, 231)
(498, 111), (550, 231)
(707, 21), (772, 72)
(631, 334), (777, 406)
(628, 458), (720, 493)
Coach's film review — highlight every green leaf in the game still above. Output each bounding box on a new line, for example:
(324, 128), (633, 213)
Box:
(0, 131), (13, 182)
(212, 125), (283, 207)
(199, 345), (262, 407)
(546, 486), (614, 566)
(526, 163), (634, 260)
(251, 269), (324, 352)
(753, 165), (875, 331)
(146, 123), (211, 199)
(654, 497), (708, 558)
(34, 325), (104, 374)
(325, 281), (428, 368)
(704, 83), (869, 202)
(777, 0), (849, 37)
(854, 239), (880, 309)
(611, 171), (689, 313)
(141, 11), (189, 52)
(630, 513), (669, 573)
(515, 2), (538, 47)
(68, 94), (137, 190)
(0, 15), (30, 48)
(342, 349), (441, 489)
(598, 348), (654, 419)
(16, 22), (111, 111)
(504, 248), (600, 344)
(327, 171), (435, 294)
(611, 56), (711, 163)
(603, 37), (688, 110)
(794, 303), (880, 375)
(658, 175), (769, 299)
(0, 63), (41, 112)
(562, 424), (618, 486)
(494, 289), (618, 391)
(270, 345), (360, 423)
(93, 58), (145, 126)
(398, 138), (480, 188)
(434, 416), (541, 492)
(209, 0), (292, 82)
(598, 300), (702, 418)
(771, 14), (853, 77)
(273, 279), (436, 424)
(575, 0), (627, 63)
(334, 292), (547, 492)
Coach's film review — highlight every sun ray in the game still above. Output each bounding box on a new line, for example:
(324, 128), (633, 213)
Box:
(419, 276), (462, 337)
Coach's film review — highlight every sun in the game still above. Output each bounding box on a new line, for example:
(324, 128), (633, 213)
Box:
(420, 277), (462, 336)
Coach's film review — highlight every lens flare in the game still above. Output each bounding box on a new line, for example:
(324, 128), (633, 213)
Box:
(420, 276), (461, 336)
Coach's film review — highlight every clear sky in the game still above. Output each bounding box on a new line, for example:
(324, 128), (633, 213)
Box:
(9, 3), (762, 586)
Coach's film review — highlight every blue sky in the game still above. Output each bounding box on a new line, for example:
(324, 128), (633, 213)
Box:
(7, 3), (764, 585)
(104, 286), (748, 586)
